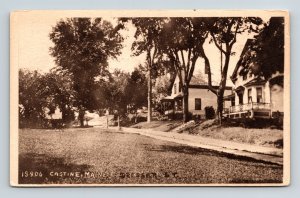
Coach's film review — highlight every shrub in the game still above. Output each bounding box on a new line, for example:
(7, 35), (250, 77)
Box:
(272, 111), (283, 129)
(204, 106), (215, 119)
(157, 115), (169, 121)
(192, 114), (201, 123)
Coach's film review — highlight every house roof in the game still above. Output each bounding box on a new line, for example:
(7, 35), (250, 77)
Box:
(188, 84), (232, 90)
(243, 76), (266, 87)
(230, 39), (255, 82)
(223, 93), (235, 101)
(161, 93), (183, 101)
(235, 86), (245, 93)
(269, 74), (284, 87)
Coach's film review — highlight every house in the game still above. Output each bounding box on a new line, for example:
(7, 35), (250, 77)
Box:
(160, 75), (232, 118)
(44, 107), (64, 128)
(223, 39), (284, 119)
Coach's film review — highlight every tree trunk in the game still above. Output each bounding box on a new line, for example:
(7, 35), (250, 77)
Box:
(216, 92), (224, 124)
(182, 86), (189, 122)
(118, 115), (120, 130)
(216, 54), (230, 124)
(147, 66), (152, 123)
(78, 109), (85, 127)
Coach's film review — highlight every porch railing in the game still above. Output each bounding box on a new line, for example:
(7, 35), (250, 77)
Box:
(224, 102), (271, 114)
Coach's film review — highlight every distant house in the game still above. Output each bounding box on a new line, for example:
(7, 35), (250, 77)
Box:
(44, 108), (63, 128)
(160, 75), (232, 117)
(45, 108), (62, 120)
(223, 39), (284, 119)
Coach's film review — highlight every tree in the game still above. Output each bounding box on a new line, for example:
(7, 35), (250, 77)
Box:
(101, 69), (131, 116)
(153, 75), (173, 101)
(160, 18), (208, 122)
(154, 59), (178, 97)
(200, 17), (263, 122)
(49, 18), (123, 126)
(247, 17), (284, 78)
(40, 69), (75, 125)
(19, 68), (77, 128)
(122, 18), (165, 123)
(127, 67), (148, 113)
(96, 68), (145, 124)
(19, 69), (48, 127)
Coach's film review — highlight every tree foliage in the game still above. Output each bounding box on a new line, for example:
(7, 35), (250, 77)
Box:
(247, 17), (284, 78)
(102, 70), (131, 115)
(19, 69), (47, 127)
(19, 69), (75, 128)
(49, 18), (123, 126)
(40, 69), (75, 123)
(96, 68), (147, 116)
(127, 67), (148, 112)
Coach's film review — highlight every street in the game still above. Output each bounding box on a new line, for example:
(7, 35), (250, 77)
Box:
(19, 128), (283, 184)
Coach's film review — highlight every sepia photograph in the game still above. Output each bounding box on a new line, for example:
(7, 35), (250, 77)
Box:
(10, 10), (290, 186)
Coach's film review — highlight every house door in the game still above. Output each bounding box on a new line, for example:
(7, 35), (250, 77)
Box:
(235, 86), (245, 105)
(238, 92), (243, 104)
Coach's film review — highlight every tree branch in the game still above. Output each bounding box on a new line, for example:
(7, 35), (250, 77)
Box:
(169, 50), (184, 88)
(186, 48), (192, 75)
(187, 53), (197, 83)
(146, 49), (152, 71)
(180, 50), (189, 76)
(180, 50), (186, 68)
(151, 47), (158, 66)
(174, 50), (187, 82)
(200, 47), (217, 95)
(229, 19), (241, 48)
(210, 33), (227, 54)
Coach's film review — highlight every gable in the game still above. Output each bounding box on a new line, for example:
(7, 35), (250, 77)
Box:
(230, 39), (255, 83)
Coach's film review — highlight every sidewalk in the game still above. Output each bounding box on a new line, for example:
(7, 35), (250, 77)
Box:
(109, 126), (283, 165)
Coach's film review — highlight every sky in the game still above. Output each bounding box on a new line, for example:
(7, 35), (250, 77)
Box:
(17, 12), (270, 86)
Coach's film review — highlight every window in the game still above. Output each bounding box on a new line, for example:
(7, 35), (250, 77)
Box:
(243, 74), (247, 80)
(195, 98), (201, 110)
(248, 88), (252, 103)
(174, 83), (177, 94)
(256, 87), (263, 103)
(179, 84), (182, 92)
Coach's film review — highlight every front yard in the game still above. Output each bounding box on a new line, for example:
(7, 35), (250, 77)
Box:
(129, 119), (283, 149)
(131, 120), (182, 132)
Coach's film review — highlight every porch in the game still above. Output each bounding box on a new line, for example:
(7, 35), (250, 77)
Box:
(223, 102), (272, 119)
(160, 93), (183, 118)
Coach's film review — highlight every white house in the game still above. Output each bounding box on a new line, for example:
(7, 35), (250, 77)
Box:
(161, 75), (232, 117)
(45, 108), (62, 120)
(223, 39), (284, 119)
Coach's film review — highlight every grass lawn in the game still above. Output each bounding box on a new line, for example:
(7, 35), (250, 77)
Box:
(131, 120), (283, 149)
(131, 120), (182, 132)
(188, 119), (283, 148)
(193, 126), (283, 148)
(19, 128), (283, 184)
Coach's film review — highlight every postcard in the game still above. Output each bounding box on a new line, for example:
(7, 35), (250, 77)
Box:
(10, 10), (290, 186)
